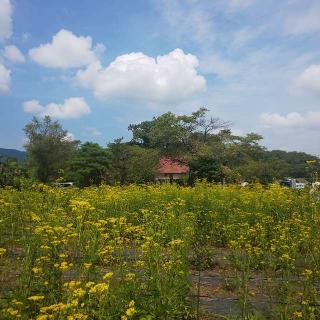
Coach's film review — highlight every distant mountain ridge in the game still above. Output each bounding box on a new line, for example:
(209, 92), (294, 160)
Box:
(0, 148), (26, 161)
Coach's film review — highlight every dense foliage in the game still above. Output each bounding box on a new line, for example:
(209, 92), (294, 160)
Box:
(67, 142), (109, 187)
(1, 109), (318, 187)
(24, 116), (79, 183)
(0, 157), (28, 188)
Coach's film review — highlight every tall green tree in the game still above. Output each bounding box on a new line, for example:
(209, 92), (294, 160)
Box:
(67, 142), (109, 187)
(24, 116), (78, 183)
(125, 146), (159, 183)
(106, 138), (131, 184)
(106, 139), (159, 184)
(189, 156), (224, 183)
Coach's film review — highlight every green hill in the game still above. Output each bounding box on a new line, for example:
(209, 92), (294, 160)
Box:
(0, 148), (26, 161)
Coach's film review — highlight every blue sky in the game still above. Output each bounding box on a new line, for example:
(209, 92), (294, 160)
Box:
(0, 0), (320, 154)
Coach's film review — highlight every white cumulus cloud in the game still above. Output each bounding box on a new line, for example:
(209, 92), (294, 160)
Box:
(0, 0), (12, 41)
(76, 48), (206, 104)
(295, 64), (320, 94)
(0, 63), (10, 92)
(3, 45), (25, 63)
(23, 100), (43, 113)
(260, 111), (320, 128)
(23, 97), (91, 119)
(29, 29), (105, 69)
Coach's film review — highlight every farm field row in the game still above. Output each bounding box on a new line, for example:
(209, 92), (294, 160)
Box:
(0, 183), (319, 319)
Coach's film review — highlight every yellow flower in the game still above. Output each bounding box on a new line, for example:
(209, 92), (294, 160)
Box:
(168, 239), (184, 246)
(55, 261), (72, 271)
(5, 308), (19, 316)
(32, 267), (43, 274)
(73, 288), (86, 298)
(134, 260), (145, 268)
(83, 263), (92, 270)
(11, 300), (23, 306)
(31, 213), (41, 222)
(125, 272), (135, 281)
(40, 303), (67, 313)
(229, 240), (238, 249)
(280, 253), (291, 262)
(28, 295), (45, 302)
(0, 248), (6, 256)
(64, 280), (81, 288)
(85, 281), (95, 288)
(89, 283), (109, 294)
(102, 271), (113, 280)
(126, 307), (136, 317)
(70, 299), (79, 307)
(302, 269), (313, 277)
(293, 311), (303, 318)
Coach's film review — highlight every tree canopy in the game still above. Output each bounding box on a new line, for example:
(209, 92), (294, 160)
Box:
(67, 142), (109, 187)
(24, 116), (79, 182)
(13, 110), (319, 187)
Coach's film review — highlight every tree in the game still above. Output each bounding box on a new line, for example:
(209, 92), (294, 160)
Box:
(189, 156), (224, 183)
(191, 107), (231, 142)
(0, 156), (28, 188)
(24, 116), (78, 183)
(266, 150), (319, 178)
(125, 146), (159, 183)
(106, 139), (159, 184)
(129, 112), (190, 155)
(106, 138), (131, 184)
(223, 132), (265, 168)
(67, 142), (109, 187)
(128, 108), (230, 156)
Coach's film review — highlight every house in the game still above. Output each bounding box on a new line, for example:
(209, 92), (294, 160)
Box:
(155, 157), (190, 183)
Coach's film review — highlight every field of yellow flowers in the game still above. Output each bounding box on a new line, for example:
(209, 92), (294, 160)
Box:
(0, 183), (319, 320)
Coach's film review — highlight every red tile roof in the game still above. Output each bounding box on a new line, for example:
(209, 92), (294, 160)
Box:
(157, 157), (189, 174)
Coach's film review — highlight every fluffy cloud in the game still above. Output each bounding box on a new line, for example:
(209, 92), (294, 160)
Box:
(23, 100), (43, 113)
(3, 45), (25, 63)
(29, 29), (105, 68)
(260, 111), (320, 128)
(0, 63), (10, 92)
(295, 64), (320, 94)
(23, 97), (91, 119)
(76, 48), (206, 104)
(0, 0), (12, 40)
